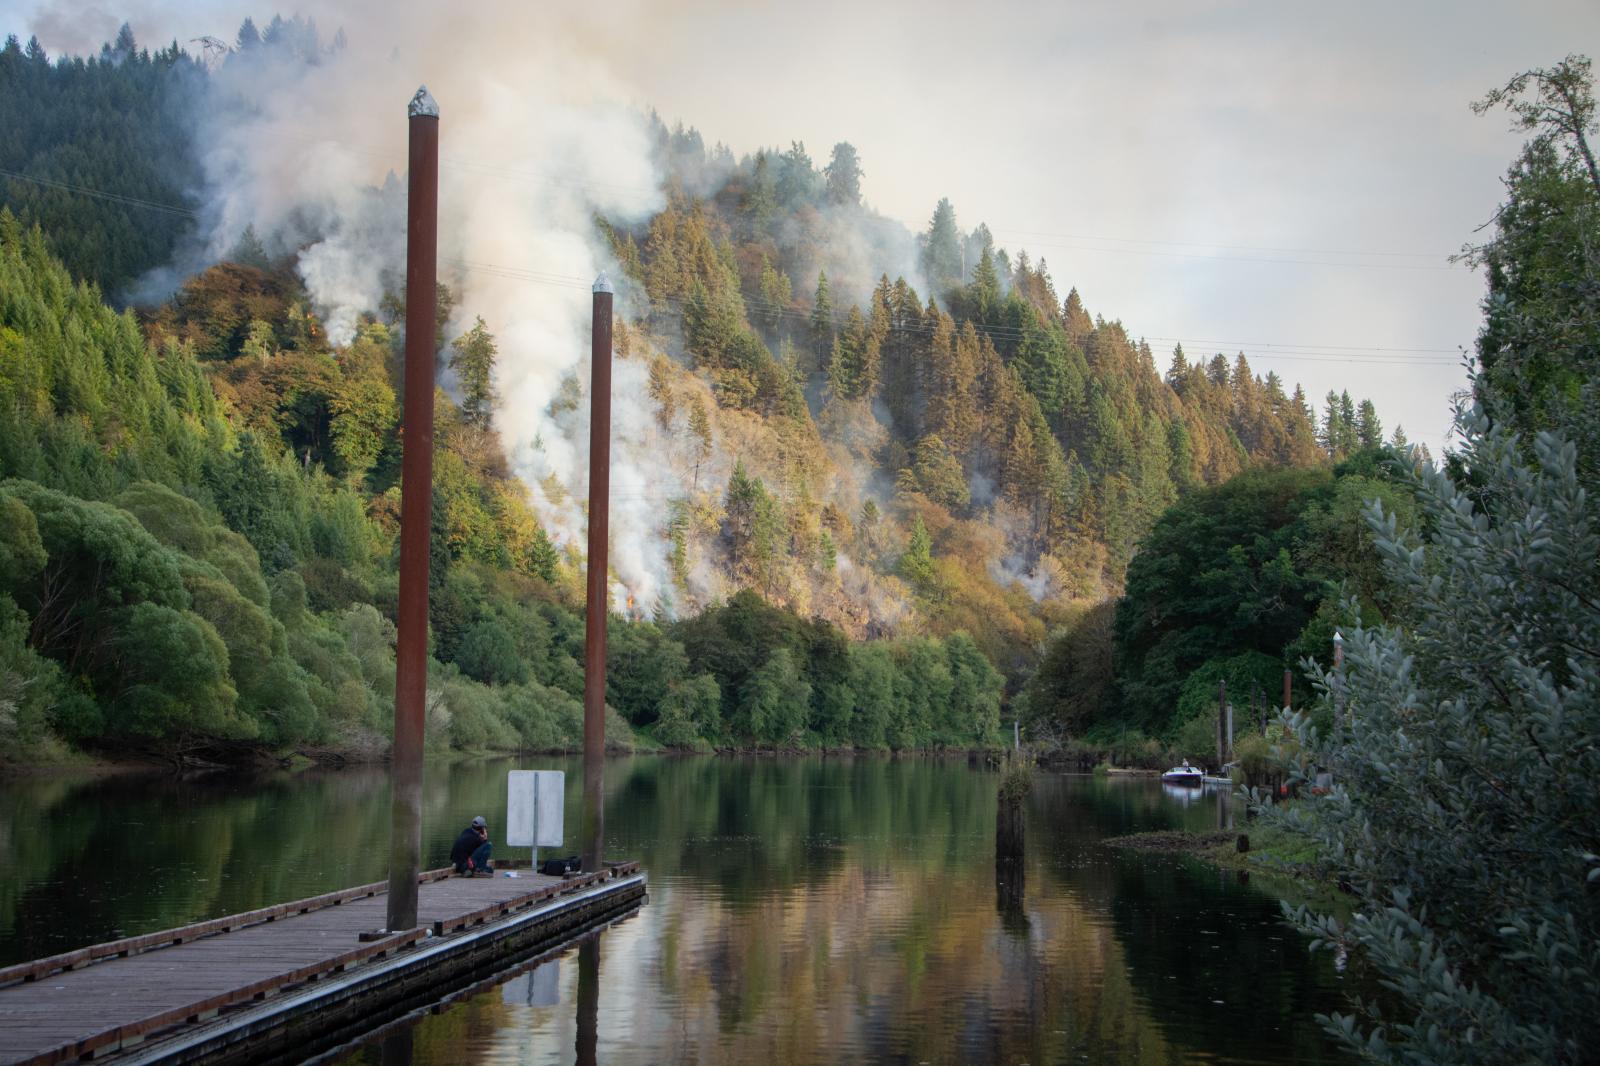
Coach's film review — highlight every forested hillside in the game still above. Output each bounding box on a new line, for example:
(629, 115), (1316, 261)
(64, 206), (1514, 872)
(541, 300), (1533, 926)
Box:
(0, 20), (1385, 760)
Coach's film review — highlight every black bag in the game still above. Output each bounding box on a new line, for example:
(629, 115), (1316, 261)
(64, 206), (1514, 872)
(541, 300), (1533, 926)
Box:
(539, 855), (581, 876)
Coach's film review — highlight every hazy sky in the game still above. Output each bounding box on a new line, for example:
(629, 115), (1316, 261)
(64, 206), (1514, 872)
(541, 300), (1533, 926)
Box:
(19, 0), (1600, 453)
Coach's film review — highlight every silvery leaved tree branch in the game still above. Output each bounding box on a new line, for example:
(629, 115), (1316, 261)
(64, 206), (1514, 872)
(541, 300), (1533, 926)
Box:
(1257, 402), (1599, 1065)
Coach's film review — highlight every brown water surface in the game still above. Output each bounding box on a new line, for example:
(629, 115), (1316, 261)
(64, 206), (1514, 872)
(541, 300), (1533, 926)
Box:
(0, 756), (1349, 1063)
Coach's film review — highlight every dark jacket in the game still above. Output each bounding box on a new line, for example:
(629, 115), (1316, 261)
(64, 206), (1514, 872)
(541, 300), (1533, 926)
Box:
(451, 826), (486, 867)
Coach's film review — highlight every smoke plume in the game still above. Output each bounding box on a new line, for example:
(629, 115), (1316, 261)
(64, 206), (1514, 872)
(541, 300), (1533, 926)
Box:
(180, 3), (676, 610)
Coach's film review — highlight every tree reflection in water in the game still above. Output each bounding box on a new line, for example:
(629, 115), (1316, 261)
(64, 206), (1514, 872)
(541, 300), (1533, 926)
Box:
(2, 757), (1354, 1064)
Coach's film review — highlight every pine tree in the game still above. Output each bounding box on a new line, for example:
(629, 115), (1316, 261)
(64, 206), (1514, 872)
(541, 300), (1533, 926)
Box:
(756, 256), (792, 339)
(1166, 343), (1189, 389)
(688, 396), (713, 491)
(1356, 398), (1383, 449)
(528, 524), (560, 583)
(449, 317), (498, 429)
(920, 198), (963, 294)
(824, 142), (863, 207)
(742, 151), (777, 237)
(1321, 390), (1344, 458)
(819, 530), (837, 573)
(776, 141), (819, 208)
(809, 271), (834, 368)
(900, 515), (936, 589)
(828, 306), (871, 401)
(972, 246), (1000, 319)
(648, 356), (676, 431)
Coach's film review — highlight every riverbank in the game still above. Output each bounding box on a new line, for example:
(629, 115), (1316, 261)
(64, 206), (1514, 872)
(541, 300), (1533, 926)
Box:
(0, 738), (1022, 778)
(1106, 821), (1351, 917)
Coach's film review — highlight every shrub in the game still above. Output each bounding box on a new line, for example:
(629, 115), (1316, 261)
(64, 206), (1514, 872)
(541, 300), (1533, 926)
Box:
(1264, 407), (1600, 1064)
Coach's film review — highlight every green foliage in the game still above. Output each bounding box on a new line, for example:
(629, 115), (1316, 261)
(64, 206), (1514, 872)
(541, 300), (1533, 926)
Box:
(1264, 406), (1600, 1064)
(1016, 601), (1114, 737)
(1169, 713), (1217, 766)
(448, 317), (498, 430)
(898, 515), (936, 589)
(1171, 651), (1283, 730)
(736, 647), (810, 745)
(0, 31), (204, 294)
(1112, 467), (1327, 731)
(1469, 55), (1600, 482)
(909, 435), (969, 510)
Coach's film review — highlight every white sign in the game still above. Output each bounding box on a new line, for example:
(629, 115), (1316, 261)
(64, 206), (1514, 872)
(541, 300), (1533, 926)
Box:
(506, 770), (565, 848)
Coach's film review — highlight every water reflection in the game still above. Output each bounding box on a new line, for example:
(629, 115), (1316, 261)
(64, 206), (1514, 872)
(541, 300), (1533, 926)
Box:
(0, 759), (1351, 1064)
(1162, 781), (1204, 806)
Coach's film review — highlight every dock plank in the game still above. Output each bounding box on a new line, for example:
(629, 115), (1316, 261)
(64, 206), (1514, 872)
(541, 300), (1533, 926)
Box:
(0, 865), (638, 1066)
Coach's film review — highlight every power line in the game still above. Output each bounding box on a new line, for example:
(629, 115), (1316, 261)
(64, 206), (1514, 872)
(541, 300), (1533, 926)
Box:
(0, 168), (1472, 367)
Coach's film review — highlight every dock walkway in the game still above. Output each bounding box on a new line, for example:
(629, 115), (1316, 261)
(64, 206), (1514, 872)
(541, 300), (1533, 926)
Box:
(0, 863), (643, 1065)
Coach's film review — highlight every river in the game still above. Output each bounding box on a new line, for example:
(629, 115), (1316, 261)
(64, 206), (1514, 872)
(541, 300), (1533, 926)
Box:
(0, 756), (1350, 1063)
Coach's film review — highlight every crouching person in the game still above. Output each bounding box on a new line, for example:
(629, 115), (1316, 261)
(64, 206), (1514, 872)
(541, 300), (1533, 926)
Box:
(452, 815), (494, 876)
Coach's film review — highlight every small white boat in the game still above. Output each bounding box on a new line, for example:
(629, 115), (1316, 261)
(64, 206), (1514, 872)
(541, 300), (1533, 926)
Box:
(1161, 764), (1204, 785)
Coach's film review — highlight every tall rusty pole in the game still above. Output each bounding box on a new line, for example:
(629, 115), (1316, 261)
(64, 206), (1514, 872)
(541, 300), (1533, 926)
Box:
(1332, 630), (1345, 731)
(386, 84), (438, 932)
(582, 273), (613, 874)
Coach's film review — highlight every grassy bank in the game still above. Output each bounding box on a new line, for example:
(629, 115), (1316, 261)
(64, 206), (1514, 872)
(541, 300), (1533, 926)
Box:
(1106, 818), (1352, 918)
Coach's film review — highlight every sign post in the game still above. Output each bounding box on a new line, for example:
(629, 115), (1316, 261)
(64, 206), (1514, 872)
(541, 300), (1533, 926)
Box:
(507, 770), (565, 870)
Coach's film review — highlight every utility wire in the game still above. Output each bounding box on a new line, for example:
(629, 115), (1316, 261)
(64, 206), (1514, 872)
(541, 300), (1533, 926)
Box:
(0, 168), (1471, 366)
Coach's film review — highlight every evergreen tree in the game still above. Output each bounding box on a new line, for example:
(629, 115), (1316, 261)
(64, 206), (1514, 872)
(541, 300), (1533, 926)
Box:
(1355, 398), (1383, 449)
(776, 141), (819, 208)
(972, 246), (1000, 319)
(449, 317), (498, 429)
(1166, 343), (1189, 389)
(920, 198), (963, 294)
(756, 256), (792, 339)
(1469, 56), (1600, 480)
(688, 396), (713, 490)
(809, 271), (834, 367)
(824, 142), (863, 207)
(742, 151), (777, 237)
(899, 515), (936, 590)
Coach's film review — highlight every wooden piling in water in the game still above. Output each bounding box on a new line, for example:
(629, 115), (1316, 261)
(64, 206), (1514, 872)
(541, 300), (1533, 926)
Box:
(388, 85), (440, 934)
(582, 275), (614, 874)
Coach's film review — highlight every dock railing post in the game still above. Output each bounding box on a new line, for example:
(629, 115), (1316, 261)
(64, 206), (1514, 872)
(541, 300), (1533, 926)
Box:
(582, 274), (613, 874)
(386, 85), (438, 933)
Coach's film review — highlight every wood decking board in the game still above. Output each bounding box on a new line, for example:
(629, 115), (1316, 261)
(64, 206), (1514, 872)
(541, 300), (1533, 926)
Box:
(0, 863), (640, 1065)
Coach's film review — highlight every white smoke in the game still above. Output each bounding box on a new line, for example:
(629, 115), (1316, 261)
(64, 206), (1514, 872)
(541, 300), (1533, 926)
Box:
(184, 4), (675, 611)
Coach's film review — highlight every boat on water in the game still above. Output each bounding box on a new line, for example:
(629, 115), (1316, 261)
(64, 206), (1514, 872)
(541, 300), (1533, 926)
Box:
(1161, 763), (1204, 785)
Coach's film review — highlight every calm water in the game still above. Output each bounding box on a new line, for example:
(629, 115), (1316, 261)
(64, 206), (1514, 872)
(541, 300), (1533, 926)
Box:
(0, 757), (1350, 1063)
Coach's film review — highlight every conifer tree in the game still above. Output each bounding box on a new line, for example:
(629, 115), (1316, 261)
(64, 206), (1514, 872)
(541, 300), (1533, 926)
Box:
(776, 141), (819, 208)
(742, 151), (777, 237)
(687, 396), (712, 491)
(824, 142), (863, 207)
(1166, 343), (1189, 388)
(756, 256), (792, 339)
(1355, 398), (1383, 449)
(899, 515), (936, 589)
(809, 271), (834, 366)
(920, 198), (963, 294)
(648, 356), (676, 431)
(449, 317), (498, 429)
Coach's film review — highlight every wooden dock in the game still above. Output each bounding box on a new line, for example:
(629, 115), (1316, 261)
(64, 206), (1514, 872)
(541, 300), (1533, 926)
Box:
(0, 863), (644, 1065)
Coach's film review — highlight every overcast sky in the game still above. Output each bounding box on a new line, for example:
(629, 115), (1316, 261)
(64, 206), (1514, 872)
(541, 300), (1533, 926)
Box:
(20, 0), (1600, 454)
